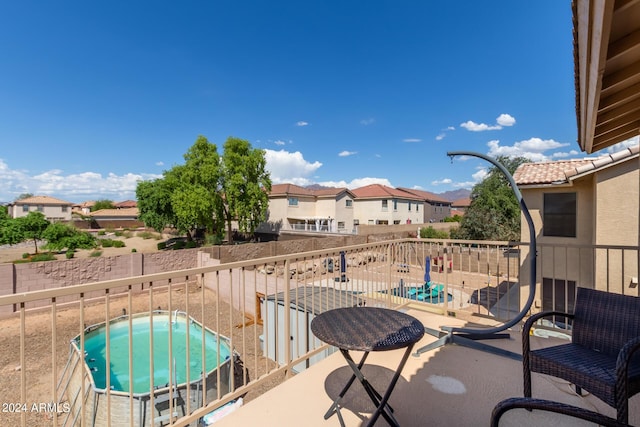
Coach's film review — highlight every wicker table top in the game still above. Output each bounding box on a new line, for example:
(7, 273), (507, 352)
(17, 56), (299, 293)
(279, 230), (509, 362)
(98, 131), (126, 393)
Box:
(311, 307), (424, 352)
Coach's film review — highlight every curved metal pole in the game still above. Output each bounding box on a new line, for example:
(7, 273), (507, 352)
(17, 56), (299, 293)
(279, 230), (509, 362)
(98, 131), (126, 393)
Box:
(446, 151), (536, 335)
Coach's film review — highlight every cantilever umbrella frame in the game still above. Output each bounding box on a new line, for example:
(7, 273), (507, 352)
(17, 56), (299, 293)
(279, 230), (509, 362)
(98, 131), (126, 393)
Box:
(413, 151), (537, 361)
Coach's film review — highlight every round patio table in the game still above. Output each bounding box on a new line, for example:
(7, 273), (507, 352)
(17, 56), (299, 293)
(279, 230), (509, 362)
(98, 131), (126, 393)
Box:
(311, 307), (424, 426)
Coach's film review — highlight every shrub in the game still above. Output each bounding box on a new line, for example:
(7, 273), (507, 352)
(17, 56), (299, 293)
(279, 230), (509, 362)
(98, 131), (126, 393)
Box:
(112, 240), (125, 248)
(89, 250), (102, 257)
(131, 248), (137, 253)
(65, 250), (75, 259)
(114, 230), (124, 237)
(100, 239), (113, 247)
(30, 253), (56, 262)
(22, 253), (30, 259)
(185, 241), (197, 249)
(172, 241), (186, 250)
(98, 230), (106, 236)
(122, 231), (134, 238)
(157, 242), (167, 250)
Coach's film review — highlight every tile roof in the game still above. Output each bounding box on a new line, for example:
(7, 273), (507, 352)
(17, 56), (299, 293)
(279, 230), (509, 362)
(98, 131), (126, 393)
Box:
(12, 195), (73, 205)
(115, 200), (137, 208)
(451, 197), (471, 207)
(89, 208), (139, 217)
(514, 145), (639, 186)
(350, 184), (423, 200)
(269, 184), (352, 199)
(397, 187), (450, 203)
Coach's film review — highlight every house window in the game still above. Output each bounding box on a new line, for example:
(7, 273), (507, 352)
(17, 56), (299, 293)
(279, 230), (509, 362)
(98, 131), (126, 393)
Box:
(62, 206), (68, 212)
(393, 199), (397, 211)
(416, 204), (419, 212)
(543, 193), (577, 237)
(353, 219), (359, 226)
(381, 200), (388, 211)
(542, 277), (576, 327)
(288, 197), (298, 206)
(22, 205), (29, 212)
(37, 205), (44, 212)
(393, 220), (400, 224)
(337, 221), (345, 230)
(345, 199), (353, 207)
(408, 202), (412, 211)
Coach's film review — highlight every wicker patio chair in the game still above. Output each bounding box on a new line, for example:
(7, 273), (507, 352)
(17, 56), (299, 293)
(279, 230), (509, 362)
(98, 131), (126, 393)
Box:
(491, 397), (630, 427)
(522, 287), (640, 423)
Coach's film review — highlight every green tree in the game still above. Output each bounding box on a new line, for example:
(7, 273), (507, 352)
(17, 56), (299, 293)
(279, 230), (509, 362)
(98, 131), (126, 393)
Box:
(15, 212), (50, 253)
(16, 193), (33, 201)
(136, 135), (271, 244)
(455, 156), (529, 241)
(170, 136), (224, 239)
(136, 178), (177, 233)
(92, 199), (115, 211)
(220, 137), (271, 243)
(43, 223), (97, 251)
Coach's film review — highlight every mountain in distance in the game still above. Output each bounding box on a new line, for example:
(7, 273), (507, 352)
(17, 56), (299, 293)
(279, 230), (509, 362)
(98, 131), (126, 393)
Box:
(303, 184), (470, 202)
(438, 189), (471, 202)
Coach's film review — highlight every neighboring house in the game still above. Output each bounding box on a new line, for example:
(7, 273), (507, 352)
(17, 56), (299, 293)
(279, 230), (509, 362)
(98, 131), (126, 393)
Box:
(88, 208), (142, 230)
(514, 145), (639, 309)
(8, 195), (73, 221)
(451, 197), (471, 213)
(73, 200), (95, 216)
(265, 184), (356, 233)
(397, 187), (452, 223)
(115, 200), (137, 209)
(351, 184), (423, 226)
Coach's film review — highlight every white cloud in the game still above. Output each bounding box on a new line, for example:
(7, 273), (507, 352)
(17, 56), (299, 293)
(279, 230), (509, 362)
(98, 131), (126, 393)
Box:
(435, 134), (445, 141)
(460, 121), (502, 131)
(461, 114), (516, 132)
(403, 138), (422, 143)
(486, 138), (570, 161)
(431, 178), (453, 186)
(338, 151), (357, 157)
(360, 118), (375, 125)
(604, 136), (639, 153)
(496, 114), (516, 127)
(155, 161), (164, 166)
(274, 140), (286, 146)
(264, 149), (322, 186)
(0, 159), (161, 203)
(445, 126), (455, 131)
(296, 121), (309, 127)
(551, 150), (580, 159)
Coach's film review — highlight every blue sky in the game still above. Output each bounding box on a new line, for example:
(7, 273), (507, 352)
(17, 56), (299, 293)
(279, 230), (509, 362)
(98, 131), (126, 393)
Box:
(1, 1), (637, 204)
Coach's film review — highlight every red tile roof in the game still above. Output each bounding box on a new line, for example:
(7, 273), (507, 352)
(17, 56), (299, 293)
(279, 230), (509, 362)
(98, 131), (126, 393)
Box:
(514, 145), (639, 186)
(451, 197), (471, 208)
(350, 184), (423, 201)
(397, 187), (450, 203)
(11, 195), (73, 205)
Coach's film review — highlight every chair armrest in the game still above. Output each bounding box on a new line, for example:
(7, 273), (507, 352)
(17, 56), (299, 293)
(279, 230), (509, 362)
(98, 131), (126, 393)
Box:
(615, 335), (640, 409)
(522, 311), (574, 355)
(490, 397), (629, 427)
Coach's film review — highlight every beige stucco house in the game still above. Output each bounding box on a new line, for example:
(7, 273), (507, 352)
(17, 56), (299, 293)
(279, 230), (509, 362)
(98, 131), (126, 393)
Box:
(514, 145), (639, 309)
(396, 187), (452, 223)
(264, 184), (356, 233)
(351, 184), (423, 226)
(8, 195), (73, 221)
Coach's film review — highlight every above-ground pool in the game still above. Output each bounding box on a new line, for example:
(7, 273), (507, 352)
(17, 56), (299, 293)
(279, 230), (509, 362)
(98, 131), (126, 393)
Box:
(63, 311), (234, 427)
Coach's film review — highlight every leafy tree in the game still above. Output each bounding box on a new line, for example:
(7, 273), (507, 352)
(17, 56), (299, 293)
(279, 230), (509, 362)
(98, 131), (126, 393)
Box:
(42, 222), (97, 252)
(455, 156), (529, 241)
(420, 226), (449, 239)
(170, 136), (224, 239)
(92, 199), (115, 211)
(15, 212), (50, 253)
(16, 193), (33, 201)
(220, 137), (271, 243)
(136, 178), (177, 233)
(136, 135), (272, 244)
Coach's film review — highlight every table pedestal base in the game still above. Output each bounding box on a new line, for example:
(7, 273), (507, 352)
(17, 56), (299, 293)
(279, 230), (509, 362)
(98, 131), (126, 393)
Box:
(325, 344), (415, 427)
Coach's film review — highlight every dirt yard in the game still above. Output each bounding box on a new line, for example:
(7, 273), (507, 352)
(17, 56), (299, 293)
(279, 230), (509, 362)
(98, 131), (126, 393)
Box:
(0, 232), (167, 264)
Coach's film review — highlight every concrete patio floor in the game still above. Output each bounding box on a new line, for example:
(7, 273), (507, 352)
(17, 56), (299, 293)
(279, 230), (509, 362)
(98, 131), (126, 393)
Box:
(214, 306), (640, 426)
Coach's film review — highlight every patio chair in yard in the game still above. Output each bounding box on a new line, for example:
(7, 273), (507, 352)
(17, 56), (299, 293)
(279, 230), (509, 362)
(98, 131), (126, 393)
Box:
(522, 287), (640, 424)
(490, 397), (630, 427)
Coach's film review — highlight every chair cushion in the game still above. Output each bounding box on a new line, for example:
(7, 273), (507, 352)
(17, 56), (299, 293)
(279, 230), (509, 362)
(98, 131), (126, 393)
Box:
(531, 343), (640, 407)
